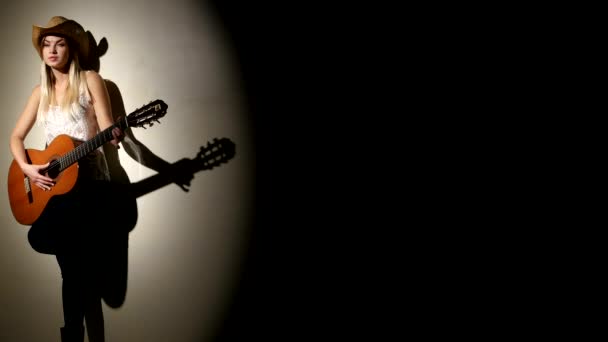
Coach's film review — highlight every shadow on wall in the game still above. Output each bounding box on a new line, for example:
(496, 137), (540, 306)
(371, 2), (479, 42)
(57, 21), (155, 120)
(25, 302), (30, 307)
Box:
(65, 31), (236, 342)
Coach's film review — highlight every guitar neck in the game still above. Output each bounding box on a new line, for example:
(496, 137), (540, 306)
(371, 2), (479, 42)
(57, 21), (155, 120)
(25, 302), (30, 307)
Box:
(57, 117), (127, 172)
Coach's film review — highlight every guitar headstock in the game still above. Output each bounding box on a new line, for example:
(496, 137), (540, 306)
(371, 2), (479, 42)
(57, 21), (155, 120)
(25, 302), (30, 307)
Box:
(197, 137), (236, 170)
(127, 99), (168, 128)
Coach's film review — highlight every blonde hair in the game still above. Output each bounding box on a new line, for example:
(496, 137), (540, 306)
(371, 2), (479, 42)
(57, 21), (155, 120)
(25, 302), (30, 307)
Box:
(37, 50), (90, 123)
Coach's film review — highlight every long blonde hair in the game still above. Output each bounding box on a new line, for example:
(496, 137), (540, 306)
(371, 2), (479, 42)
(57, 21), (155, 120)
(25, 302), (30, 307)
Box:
(37, 50), (90, 123)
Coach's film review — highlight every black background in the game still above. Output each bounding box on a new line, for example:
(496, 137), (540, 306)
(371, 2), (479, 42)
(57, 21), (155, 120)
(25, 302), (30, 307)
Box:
(206, 2), (279, 340)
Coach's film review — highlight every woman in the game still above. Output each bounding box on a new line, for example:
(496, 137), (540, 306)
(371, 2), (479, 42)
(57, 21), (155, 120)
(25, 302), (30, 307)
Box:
(9, 16), (124, 342)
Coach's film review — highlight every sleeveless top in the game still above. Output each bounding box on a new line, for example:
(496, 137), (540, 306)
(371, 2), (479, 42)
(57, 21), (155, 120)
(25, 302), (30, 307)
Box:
(42, 93), (110, 182)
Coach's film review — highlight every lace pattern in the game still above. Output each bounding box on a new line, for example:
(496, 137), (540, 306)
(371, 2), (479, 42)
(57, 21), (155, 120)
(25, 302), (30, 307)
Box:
(44, 94), (94, 144)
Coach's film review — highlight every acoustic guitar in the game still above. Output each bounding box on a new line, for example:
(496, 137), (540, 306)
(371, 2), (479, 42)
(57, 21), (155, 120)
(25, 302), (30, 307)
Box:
(7, 99), (168, 225)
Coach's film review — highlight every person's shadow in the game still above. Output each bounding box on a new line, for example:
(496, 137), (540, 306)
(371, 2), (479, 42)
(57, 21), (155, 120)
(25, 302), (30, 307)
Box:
(78, 32), (236, 342)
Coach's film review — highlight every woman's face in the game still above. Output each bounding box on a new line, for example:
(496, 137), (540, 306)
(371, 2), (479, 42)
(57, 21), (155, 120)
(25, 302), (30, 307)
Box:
(41, 35), (70, 70)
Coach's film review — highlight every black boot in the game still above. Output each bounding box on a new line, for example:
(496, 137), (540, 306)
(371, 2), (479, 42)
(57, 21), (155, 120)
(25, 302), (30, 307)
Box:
(60, 326), (84, 342)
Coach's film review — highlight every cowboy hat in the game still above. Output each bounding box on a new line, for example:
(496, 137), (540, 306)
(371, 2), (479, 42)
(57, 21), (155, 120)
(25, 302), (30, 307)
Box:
(32, 16), (89, 61)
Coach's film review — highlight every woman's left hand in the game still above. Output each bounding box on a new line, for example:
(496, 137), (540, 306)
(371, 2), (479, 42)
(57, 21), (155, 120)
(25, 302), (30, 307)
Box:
(111, 118), (125, 148)
(111, 127), (124, 147)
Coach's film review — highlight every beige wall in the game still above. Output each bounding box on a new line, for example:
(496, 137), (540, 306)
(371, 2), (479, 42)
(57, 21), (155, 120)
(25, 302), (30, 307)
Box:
(0, 1), (254, 341)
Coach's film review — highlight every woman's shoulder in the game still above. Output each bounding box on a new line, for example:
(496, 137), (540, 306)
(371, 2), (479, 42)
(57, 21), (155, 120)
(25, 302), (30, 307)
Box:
(84, 70), (106, 97)
(84, 70), (104, 83)
(29, 84), (41, 99)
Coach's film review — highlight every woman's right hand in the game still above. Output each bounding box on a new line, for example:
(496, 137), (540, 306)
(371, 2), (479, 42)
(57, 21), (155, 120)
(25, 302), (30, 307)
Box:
(21, 162), (54, 191)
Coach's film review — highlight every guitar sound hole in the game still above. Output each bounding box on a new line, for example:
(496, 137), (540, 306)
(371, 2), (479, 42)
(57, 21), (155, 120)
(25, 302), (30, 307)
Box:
(47, 159), (60, 179)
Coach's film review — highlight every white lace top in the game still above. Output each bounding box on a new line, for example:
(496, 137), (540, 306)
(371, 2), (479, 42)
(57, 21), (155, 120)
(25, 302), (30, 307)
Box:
(42, 94), (110, 181)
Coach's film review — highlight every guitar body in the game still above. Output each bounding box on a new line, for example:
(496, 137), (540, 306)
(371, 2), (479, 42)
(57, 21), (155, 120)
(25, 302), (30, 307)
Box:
(7, 134), (79, 225)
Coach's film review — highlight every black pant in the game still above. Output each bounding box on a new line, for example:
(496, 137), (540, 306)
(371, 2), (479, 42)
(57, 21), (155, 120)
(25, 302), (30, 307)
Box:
(27, 180), (135, 331)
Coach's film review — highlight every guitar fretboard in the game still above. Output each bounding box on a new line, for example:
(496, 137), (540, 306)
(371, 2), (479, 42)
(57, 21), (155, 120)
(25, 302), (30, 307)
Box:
(56, 118), (127, 172)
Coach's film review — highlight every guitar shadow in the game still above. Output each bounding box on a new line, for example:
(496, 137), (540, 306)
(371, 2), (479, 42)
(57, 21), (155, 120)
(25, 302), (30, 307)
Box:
(77, 31), (236, 342)
(86, 131), (235, 341)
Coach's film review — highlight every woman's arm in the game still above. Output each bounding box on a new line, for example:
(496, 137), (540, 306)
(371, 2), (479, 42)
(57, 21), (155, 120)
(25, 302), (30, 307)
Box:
(9, 85), (54, 190)
(86, 70), (124, 146)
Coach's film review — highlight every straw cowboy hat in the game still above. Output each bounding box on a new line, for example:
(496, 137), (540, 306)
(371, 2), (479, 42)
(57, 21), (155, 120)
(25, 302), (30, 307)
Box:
(32, 16), (89, 62)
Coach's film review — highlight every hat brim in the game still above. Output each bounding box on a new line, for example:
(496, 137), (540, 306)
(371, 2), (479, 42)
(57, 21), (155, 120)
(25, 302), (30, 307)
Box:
(32, 20), (89, 62)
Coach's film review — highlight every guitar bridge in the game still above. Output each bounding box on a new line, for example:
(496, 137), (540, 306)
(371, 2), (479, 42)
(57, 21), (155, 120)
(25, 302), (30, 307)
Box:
(24, 176), (33, 203)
